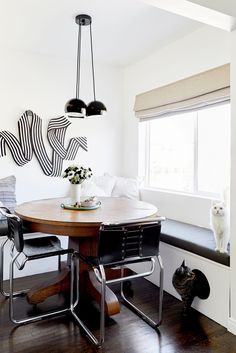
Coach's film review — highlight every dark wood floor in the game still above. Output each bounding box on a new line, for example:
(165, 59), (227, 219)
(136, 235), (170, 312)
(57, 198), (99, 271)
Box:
(1, 272), (236, 353)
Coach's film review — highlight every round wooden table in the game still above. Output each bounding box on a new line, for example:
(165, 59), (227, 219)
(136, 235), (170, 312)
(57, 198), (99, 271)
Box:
(16, 196), (157, 236)
(15, 197), (157, 315)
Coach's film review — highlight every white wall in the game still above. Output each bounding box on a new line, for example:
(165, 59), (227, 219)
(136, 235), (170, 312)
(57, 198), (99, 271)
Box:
(0, 47), (124, 204)
(0, 46), (124, 278)
(123, 25), (231, 227)
(228, 29), (236, 335)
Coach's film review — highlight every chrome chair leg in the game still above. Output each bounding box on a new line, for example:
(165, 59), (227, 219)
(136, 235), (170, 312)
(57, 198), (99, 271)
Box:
(70, 254), (105, 348)
(120, 256), (164, 328)
(70, 254), (79, 310)
(0, 238), (24, 298)
(99, 264), (106, 346)
(9, 253), (72, 325)
(70, 255), (100, 347)
(0, 237), (9, 297)
(157, 254), (164, 326)
(70, 254), (74, 312)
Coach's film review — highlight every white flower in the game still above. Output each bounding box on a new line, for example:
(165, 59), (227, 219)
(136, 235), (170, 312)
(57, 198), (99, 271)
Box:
(62, 164), (93, 184)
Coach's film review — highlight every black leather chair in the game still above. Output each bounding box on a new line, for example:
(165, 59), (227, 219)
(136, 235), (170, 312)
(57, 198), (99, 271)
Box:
(0, 207), (76, 325)
(0, 207), (62, 298)
(71, 217), (165, 347)
(0, 220), (11, 297)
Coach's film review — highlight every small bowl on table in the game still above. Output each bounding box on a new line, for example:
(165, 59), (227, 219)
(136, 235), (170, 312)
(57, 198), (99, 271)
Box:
(80, 196), (99, 208)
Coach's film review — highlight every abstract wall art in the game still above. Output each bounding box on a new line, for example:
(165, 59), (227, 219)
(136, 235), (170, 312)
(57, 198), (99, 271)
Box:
(0, 110), (88, 177)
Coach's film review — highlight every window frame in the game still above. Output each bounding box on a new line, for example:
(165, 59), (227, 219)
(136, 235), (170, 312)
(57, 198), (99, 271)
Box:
(140, 103), (230, 200)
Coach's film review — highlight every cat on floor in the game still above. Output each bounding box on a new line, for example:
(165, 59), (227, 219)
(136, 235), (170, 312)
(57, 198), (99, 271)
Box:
(172, 260), (196, 315)
(172, 261), (210, 316)
(210, 200), (229, 253)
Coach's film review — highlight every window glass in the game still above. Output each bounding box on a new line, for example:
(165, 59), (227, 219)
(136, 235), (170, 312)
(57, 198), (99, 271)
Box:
(149, 113), (195, 192)
(197, 104), (230, 194)
(143, 102), (230, 196)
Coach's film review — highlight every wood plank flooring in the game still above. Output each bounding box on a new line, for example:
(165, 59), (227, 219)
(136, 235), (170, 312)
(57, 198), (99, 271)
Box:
(0, 272), (236, 353)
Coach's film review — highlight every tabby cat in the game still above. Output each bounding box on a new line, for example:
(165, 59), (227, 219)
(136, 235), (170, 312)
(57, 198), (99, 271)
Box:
(172, 260), (196, 315)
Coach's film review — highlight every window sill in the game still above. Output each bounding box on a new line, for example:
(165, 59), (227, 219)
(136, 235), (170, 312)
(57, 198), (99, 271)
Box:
(141, 186), (215, 201)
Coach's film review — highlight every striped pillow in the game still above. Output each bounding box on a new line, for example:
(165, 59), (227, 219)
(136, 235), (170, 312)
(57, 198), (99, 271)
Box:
(0, 175), (16, 222)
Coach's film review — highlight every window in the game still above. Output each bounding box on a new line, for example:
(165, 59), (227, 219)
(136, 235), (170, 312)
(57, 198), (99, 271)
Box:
(140, 103), (230, 197)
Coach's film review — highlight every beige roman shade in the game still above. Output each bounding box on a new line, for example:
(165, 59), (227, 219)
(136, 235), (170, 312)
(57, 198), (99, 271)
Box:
(134, 64), (230, 120)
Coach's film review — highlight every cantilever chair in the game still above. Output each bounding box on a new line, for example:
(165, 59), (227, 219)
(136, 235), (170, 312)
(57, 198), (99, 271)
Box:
(0, 206), (39, 298)
(71, 217), (165, 347)
(0, 216), (11, 297)
(0, 206), (63, 298)
(0, 207), (77, 325)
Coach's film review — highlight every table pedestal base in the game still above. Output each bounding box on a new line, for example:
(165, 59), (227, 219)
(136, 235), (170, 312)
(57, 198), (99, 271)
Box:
(27, 267), (70, 305)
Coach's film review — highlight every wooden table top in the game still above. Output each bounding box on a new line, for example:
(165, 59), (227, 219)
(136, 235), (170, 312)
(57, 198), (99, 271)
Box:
(15, 197), (157, 237)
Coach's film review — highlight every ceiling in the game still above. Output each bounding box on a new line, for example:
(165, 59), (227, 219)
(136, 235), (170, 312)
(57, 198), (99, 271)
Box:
(0, 0), (202, 67)
(143, 0), (236, 31)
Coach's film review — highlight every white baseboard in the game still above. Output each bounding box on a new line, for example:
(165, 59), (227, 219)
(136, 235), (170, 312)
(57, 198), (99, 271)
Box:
(228, 318), (236, 335)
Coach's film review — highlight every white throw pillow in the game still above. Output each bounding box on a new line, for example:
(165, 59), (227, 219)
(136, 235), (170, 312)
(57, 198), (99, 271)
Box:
(111, 176), (140, 200)
(81, 180), (107, 197)
(91, 174), (116, 196)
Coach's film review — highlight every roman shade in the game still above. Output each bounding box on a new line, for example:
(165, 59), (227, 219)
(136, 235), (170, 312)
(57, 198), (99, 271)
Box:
(134, 64), (230, 120)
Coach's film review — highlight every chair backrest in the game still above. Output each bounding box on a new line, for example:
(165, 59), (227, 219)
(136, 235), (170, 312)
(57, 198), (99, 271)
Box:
(0, 206), (11, 237)
(0, 207), (24, 253)
(98, 218), (164, 265)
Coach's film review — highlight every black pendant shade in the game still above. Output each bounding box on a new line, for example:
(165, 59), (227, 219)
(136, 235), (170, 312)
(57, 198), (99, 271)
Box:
(87, 100), (107, 116)
(65, 98), (87, 118)
(65, 14), (106, 118)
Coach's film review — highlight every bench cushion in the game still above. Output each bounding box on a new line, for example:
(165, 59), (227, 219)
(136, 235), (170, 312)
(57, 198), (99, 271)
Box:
(160, 219), (230, 266)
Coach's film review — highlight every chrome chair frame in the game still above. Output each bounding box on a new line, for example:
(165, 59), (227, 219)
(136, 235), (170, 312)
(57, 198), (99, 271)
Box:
(71, 217), (165, 347)
(0, 235), (31, 298)
(0, 235), (11, 297)
(0, 207), (62, 299)
(0, 207), (22, 298)
(9, 249), (75, 325)
(1, 209), (78, 325)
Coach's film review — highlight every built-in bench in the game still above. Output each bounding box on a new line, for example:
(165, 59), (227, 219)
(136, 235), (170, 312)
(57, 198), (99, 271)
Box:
(161, 219), (230, 267)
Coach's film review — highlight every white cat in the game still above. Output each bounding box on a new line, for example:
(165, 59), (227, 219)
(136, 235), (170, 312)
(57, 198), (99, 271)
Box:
(210, 201), (230, 253)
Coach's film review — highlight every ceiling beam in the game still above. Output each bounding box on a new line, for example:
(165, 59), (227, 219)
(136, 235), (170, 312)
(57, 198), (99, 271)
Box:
(188, 0), (236, 18)
(140, 0), (236, 31)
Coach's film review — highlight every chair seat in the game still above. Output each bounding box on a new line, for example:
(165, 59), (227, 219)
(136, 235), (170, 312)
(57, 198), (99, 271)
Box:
(23, 236), (70, 259)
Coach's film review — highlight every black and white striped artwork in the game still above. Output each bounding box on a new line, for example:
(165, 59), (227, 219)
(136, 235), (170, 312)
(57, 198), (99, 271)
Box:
(0, 110), (88, 177)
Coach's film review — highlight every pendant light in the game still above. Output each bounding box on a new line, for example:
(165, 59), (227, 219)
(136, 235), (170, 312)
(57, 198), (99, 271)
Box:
(86, 16), (107, 117)
(65, 14), (106, 118)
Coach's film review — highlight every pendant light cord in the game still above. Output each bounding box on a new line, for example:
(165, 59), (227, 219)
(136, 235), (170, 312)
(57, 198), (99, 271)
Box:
(76, 23), (82, 99)
(89, 23), (96, 101)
